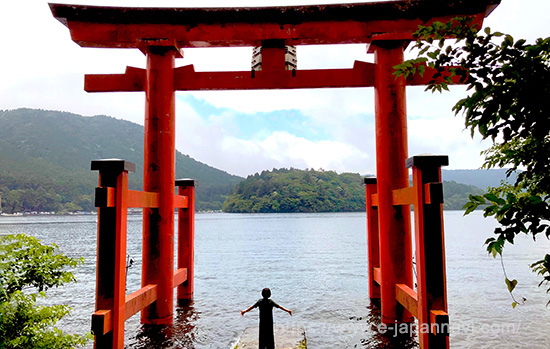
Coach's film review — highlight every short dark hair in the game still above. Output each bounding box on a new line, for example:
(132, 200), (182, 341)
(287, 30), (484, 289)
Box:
(261, 288), (271, 298)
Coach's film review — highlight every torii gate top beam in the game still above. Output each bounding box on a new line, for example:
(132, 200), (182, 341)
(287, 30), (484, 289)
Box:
(50, 0), (500, 49)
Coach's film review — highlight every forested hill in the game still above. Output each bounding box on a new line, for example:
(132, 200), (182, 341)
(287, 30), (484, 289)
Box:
(222, 169), (365, 213)
(222, 168), (487, 213)
(0, 108), (242, 213)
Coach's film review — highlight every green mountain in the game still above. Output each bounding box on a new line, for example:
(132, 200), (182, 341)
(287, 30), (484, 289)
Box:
(442, 169), (517, 190)
(222, 168), (486, 213)
(0, 108), (242, 213)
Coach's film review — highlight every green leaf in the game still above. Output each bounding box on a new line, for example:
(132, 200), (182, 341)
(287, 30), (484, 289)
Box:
(418, 64), (426, 77)
(512, 301), (518, 308)
(514, 39), (526, 48)
(528, 196), (543, 204)
(471, 195), (486, 204)
(483, 193), (499, 202)
(463, 202), (478, 215)
(484, 237), (496, 246)
(419, 46), (430, 55)
(505, 278), (518, 293)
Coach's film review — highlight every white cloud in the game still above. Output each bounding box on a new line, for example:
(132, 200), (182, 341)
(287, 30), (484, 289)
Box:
(408, 116), (488, 169)
(174, 95), (374, 176)
(218, 131), (370, 176)
(485, 0), (550, 42)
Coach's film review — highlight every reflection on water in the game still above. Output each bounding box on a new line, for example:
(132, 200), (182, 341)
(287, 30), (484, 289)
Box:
(359, 303), (419, 349)
(1, 212), (550, 348)
(130, 301), (199, 349)
(127, 300), (421, 349)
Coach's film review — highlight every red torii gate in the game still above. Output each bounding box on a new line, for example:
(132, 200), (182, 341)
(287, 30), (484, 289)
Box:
(49, 1), (500, 348)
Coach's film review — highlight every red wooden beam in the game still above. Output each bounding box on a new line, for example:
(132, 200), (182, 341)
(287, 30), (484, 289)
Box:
(85, 61), (375, 92)
(92, 284), (158, 336)
(91, 310), (112, 337)
(373, 267), (382, 285)
(85, 61), (470, 92)
(94, 188), (185, 209)
(95, 188), (160, 208)
(124, 284), (158, 323)
(85, 68), (145, 92)
(392, 186), (416, 206)
(430, 310), (450, 335)
(173, 268), (188, 287)
(173, 194), (189, 209)
(50, 1), (499, 49)
(391, 181), (444, 206)
(176, 61), (375, 90)
(91, 267), (188, 336)
(127, 190), (159, 208)
(370, 193), (379, 207)
(395, 284), (419, 319)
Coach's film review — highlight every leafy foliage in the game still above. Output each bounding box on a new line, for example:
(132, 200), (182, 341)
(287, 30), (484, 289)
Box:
(0, 109), (242, 213)
(0, 234), (90, 348)
(0, 234), (82, 295)
(531, 254), (550, 306)
(396, 17), (550, 303)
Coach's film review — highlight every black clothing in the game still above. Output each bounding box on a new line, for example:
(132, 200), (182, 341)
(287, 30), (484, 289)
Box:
(253, 298), (281, 349)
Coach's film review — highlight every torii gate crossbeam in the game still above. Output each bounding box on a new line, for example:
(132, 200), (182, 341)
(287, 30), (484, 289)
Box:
(49, 1), (500, 348)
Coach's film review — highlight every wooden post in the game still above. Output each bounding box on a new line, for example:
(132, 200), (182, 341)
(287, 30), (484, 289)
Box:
(372, 41), (414, 325)
(176, 179), (196, 302)
(142, 47), (177, 325)
(364, 177), (380, 300)
(407, 155), (449, 348)
(91, 159), (135, 349)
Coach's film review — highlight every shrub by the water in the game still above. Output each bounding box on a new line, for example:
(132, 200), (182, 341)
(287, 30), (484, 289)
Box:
(0, 233), (90, 348)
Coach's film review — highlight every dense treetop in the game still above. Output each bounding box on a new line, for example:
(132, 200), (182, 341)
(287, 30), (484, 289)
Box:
(222, 168), (365, 213)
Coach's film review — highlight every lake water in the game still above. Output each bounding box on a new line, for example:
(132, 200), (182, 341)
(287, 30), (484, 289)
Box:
(1, 211), (550, 348)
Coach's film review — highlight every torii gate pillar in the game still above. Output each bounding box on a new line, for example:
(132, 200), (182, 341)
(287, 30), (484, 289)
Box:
(372, 41), (414, 325)
(142, 47), (177, 324)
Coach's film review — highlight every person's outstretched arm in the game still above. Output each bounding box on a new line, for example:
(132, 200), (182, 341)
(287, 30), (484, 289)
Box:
(278, 305), (292, 316)
(240, 305), (255, 316)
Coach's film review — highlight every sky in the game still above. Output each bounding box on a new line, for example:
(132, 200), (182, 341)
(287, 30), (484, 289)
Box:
(1, 0), (549, 177)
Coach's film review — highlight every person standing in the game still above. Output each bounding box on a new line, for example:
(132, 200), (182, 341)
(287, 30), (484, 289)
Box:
(241, 288), (292, 349)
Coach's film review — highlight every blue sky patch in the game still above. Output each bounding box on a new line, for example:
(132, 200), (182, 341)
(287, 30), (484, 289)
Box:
(177, 94), (330, 141)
